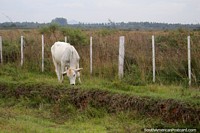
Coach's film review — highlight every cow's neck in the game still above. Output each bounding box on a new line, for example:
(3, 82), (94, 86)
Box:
(69, 58), (77, 69)
(69, 47), (79, 69)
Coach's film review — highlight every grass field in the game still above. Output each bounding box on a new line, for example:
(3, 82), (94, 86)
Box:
(0, 28), (200, 132)
(0, 64), (199, 132)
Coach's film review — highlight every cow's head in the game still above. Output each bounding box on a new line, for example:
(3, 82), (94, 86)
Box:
(62, 68), (83, 85)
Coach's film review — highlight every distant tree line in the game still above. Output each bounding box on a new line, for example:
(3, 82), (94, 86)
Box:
(0, 17), (200, 30)
(73, 22), (200, 30)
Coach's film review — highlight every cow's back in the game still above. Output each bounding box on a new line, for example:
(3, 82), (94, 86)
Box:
(51, 42), (71, 63)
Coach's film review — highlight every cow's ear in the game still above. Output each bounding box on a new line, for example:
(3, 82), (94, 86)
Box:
(62, 71), (67, 75)
(75, 68), (83, 72)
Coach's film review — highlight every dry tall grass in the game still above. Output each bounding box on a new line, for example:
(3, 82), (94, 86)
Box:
(0, 28), (200, 85)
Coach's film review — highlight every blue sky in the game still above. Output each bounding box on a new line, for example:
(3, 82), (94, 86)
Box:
(0, 0), (200, 24)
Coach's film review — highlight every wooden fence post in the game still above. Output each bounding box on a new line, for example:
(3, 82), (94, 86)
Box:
(187, 36), (191, 86)
(0, 36), (3, 64)
(152, 35), (156, 83)
(65, 36), (67, 43)
(42, 35), (44, 72)
(20, 36), (24, 66)
(119, 36), (125, 79)
(90, 36), (92, 75)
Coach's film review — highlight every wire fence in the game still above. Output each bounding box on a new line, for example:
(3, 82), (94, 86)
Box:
(0, 29), (200, 86)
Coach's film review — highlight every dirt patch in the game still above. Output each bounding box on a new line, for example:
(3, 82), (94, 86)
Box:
(0, 84), (199, 126)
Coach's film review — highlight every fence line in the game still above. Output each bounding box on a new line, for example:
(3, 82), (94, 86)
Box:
(152, 35), (156, 83)
(187, 36), (191, 86)
(20, 36), (24, 66)
(65, 36), (67, 43)
(119, 36), (125, 79)
(0, 35), (197, 86)
(90, 36), (93, 75)
(0, 36), (2, 64)
(42, 35), (44, 72)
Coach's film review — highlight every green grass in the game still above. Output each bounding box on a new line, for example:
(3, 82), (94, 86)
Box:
(82, 77), (200, 104)
(0, 98), (165, 133)
(0, 64), (199, 106)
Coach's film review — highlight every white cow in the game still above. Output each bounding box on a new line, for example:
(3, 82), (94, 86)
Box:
(51, 41), (82, 85)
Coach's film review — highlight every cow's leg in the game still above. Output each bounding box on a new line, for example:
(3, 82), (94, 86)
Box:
(56, 65), (62, 82)
(77, 72), (82, 84)
(52, 57), (61, 82)
(55, 63), (62, 82)
(61, 61), (66, 83)
(76, 62), (81, 84)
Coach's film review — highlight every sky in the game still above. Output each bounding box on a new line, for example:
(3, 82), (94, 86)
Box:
(0, 0), (200, 24)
